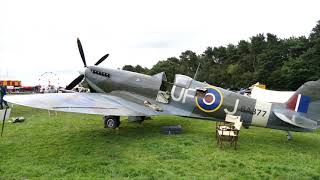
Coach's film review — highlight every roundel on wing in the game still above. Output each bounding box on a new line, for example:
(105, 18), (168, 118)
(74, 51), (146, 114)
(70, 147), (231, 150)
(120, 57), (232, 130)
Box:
(195, 87), (223, 112)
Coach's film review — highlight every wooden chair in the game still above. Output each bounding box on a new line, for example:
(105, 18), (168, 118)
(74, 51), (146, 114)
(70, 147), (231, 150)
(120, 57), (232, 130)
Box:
(216, 115), (242, 150)
(215, 114), (240, 138)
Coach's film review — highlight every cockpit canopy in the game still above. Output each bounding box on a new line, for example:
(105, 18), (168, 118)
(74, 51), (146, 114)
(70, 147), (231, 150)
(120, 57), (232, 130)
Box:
(152, 72), (167, 82)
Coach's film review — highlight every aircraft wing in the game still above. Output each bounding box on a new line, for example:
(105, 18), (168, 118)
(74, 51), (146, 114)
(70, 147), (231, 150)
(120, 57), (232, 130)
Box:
(273, 109), (318, 130)
(4, 93), (164, 116)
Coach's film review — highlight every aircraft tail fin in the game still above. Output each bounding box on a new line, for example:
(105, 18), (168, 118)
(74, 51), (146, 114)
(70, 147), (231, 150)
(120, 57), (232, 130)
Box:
(286, 79), (320, 123)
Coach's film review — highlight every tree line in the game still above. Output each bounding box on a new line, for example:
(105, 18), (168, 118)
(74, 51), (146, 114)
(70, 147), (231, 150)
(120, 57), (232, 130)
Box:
(123, 20), (320, 91)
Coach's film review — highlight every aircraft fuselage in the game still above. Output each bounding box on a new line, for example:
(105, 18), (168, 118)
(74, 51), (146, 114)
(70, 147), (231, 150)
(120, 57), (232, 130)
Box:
(84, 66), (310, 132)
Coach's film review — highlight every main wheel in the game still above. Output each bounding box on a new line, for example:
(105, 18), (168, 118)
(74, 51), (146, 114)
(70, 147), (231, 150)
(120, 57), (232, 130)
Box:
(104, 116), (120, 129)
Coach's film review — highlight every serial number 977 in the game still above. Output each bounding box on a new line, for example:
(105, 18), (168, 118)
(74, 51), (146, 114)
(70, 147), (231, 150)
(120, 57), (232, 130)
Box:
(240, 106), (267, 117)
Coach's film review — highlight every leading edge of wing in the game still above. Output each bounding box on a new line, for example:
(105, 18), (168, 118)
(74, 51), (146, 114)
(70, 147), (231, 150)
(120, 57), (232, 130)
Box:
(4, 93), (155, 116)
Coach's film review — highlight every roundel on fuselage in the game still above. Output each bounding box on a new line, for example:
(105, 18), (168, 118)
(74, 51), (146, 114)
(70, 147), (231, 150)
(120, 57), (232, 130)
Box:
(195, 87), (223, 112)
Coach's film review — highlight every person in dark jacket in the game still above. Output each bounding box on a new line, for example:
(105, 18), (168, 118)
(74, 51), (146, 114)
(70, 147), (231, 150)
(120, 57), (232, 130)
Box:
(0, 85), (9, 109)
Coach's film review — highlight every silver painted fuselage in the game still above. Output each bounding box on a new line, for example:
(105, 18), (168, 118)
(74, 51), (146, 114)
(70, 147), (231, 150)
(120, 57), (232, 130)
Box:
(84, 66), (310, 132)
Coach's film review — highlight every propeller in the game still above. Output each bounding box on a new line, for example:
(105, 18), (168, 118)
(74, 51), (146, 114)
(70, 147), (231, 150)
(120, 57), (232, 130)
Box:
(94, 53), (109, 66)
(66, 74), (85, 90)
(65, 38), (109, 90)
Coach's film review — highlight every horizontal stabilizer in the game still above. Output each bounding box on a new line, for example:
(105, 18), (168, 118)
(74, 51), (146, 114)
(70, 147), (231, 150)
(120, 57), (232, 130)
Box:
(274, 109), (318, 130)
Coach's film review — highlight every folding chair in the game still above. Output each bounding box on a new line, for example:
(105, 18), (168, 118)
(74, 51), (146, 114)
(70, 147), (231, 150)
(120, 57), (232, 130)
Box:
(216, 115), (242, 150)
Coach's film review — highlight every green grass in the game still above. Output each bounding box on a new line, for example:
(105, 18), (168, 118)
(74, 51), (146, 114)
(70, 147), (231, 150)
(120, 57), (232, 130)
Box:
(0, 105), (320, 179)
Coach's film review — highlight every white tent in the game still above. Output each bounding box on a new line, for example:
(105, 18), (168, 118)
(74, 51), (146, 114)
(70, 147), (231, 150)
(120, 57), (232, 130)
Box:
(251, 87), (295, 103)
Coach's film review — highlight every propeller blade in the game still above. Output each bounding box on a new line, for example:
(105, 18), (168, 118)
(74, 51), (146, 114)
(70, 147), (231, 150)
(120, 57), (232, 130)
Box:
(66, 74), (84, 90)
(94, 54), (109, 66)
(77, 38), (87, 67)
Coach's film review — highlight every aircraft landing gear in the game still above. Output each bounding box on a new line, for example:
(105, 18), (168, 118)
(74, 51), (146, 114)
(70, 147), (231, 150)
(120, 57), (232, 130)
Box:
(287, 131), (293, 141)
(104, 116), (120, 129)
(128, 116), (147, 124)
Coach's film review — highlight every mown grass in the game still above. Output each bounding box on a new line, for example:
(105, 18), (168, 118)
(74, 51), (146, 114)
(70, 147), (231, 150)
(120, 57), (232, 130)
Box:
(0, 105), (320, 179)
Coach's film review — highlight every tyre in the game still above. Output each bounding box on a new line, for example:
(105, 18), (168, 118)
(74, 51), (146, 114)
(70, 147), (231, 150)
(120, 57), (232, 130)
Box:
(104, 116), (120, 129)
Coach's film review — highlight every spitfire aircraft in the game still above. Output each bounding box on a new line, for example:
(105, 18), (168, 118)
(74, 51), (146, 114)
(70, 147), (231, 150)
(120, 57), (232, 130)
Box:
(4, 39), (320, 140)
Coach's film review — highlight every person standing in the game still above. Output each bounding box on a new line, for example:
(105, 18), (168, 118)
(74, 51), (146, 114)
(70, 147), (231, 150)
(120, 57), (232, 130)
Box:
(0, 85), (8, 109)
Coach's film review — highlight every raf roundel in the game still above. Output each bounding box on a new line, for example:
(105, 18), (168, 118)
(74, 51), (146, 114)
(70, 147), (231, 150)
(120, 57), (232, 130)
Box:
(196, 87), (224, 112)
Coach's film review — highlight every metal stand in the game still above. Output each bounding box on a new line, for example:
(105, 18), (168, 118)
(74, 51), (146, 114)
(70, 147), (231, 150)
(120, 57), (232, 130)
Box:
(1, 107), (8, 137)
(287, 131), (293, 141)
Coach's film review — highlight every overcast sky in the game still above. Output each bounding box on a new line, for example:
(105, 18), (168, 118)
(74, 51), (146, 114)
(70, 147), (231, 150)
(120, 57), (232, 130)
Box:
(0, 0), (319, 86)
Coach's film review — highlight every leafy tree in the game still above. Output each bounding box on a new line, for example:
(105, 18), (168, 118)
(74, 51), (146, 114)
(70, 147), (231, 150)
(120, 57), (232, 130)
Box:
(122, 65), (135, 72)
(281, 58), (313, 90)
(310, 20), (320, 41)
(122, 65), (150, 74)
(149, 57), (180, 82)
(179, 50), (199, 77)
(123, 20), (320, 90)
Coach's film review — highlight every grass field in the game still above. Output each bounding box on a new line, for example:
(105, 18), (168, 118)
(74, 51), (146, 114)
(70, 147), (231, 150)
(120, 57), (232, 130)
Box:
(1, 105), (320, 179)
